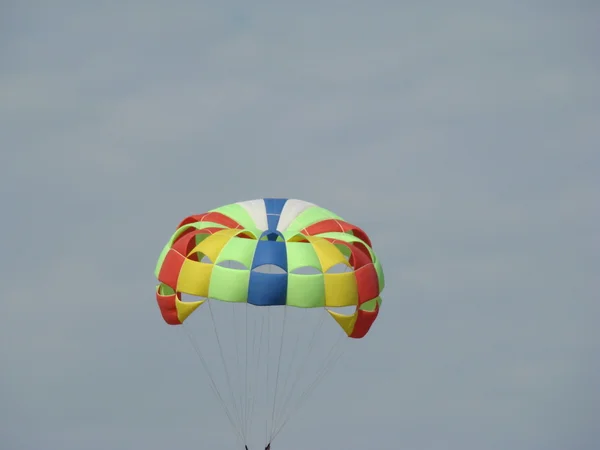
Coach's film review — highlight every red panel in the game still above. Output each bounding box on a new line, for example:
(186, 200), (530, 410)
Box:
(202, 226), (228, 235)
(157, 249), (185, 289)
(349, 243), (372, 268)
(177, 213), (210, 229)
(156, 291), (181, 325)
(349, 307), (379, 339)
(302, 219), (344, 235)
(170, 227), (226, 261)
(201, 212), (242, 229)
(301, 219), (372, 246)
(177, 211), (242, 230)
(352, 241), (374, 262)
(173, 226), (198, 243)
(325, 239), (371, 270)
(354, 264), (380, 304)
(171, 231), (200, 255)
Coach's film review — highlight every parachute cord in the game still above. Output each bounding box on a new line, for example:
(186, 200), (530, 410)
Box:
(265, 309), (271, 446)
(273, 325), (301, 423)
(207, 300), (246, 442)
(243, 302), (249, 440)
(269, 306), (288, 439)
(269, 310), (327, 436)
(181, 325), (243, 444)
(272, 329), (347, 441)
(284, 333), (346, 429)
(247, 313), (265, 439)
(273, 348), (344, 442)
(232, 303), (243, 431)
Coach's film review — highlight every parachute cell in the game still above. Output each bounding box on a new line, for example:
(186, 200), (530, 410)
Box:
(155, 198), (384, 338)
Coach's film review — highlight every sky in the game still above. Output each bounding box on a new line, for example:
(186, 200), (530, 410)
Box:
(1, 1), (599, 449)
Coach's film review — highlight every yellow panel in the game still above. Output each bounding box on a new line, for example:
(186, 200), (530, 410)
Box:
(187, 228), (240, 262)
(307, 237), (350, 272)
(324, 272), (358, 307)
(176, 259), (213, 296)
(327, 309), (357, 336)
(286, 233), (307, 242)
(176, 297), (205, 322)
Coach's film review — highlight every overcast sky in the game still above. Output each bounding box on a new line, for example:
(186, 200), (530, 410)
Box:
(1, 2), (599, 450)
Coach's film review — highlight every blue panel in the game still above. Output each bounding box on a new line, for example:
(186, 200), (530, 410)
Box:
(251, 238), (288, 271)
(263, 198), (288, 231)
(247, 272), (288, 306)
(266, 214), (279, 232)
(263, 198), (288, 215)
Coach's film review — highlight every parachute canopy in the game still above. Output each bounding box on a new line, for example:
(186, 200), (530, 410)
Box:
(155, 198), (384, 338)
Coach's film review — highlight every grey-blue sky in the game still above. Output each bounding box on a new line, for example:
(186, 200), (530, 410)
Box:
(1, 1), (598, 449)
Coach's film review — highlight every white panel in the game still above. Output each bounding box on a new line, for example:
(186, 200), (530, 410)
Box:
(276, 198), (316, 231)
(236, 199), (268, 231)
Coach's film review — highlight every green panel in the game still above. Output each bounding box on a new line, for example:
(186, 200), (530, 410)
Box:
(168, 222), (228, 247)
(286, 206), (344, 232)
(315, 232), (377, 259)
(214, 237), (257, 269)
(281, 230), (308, 241)
(194, 232), (213, 245)
(374, 258), (385, 291)
(208, 265), (250, 302)
(154, 243), (171, 277)
(185, 221), (229, 230)
(359, 297), (379, 311)
(286, 273), (325, 307)
(158, 283), (175, 295)
(333, 243), (352, 259)
(210, 203), (260, 233)
(313, 231), (369, 246)
(286, 241), (322, 272)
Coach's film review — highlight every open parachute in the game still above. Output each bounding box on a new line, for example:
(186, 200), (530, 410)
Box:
(154, 198), (384, 448)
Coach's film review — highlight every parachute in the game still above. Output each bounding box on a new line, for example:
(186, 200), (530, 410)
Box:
(154, 198), (384, 448)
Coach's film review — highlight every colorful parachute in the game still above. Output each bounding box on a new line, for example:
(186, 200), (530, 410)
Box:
(154, 198), (384, 447)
